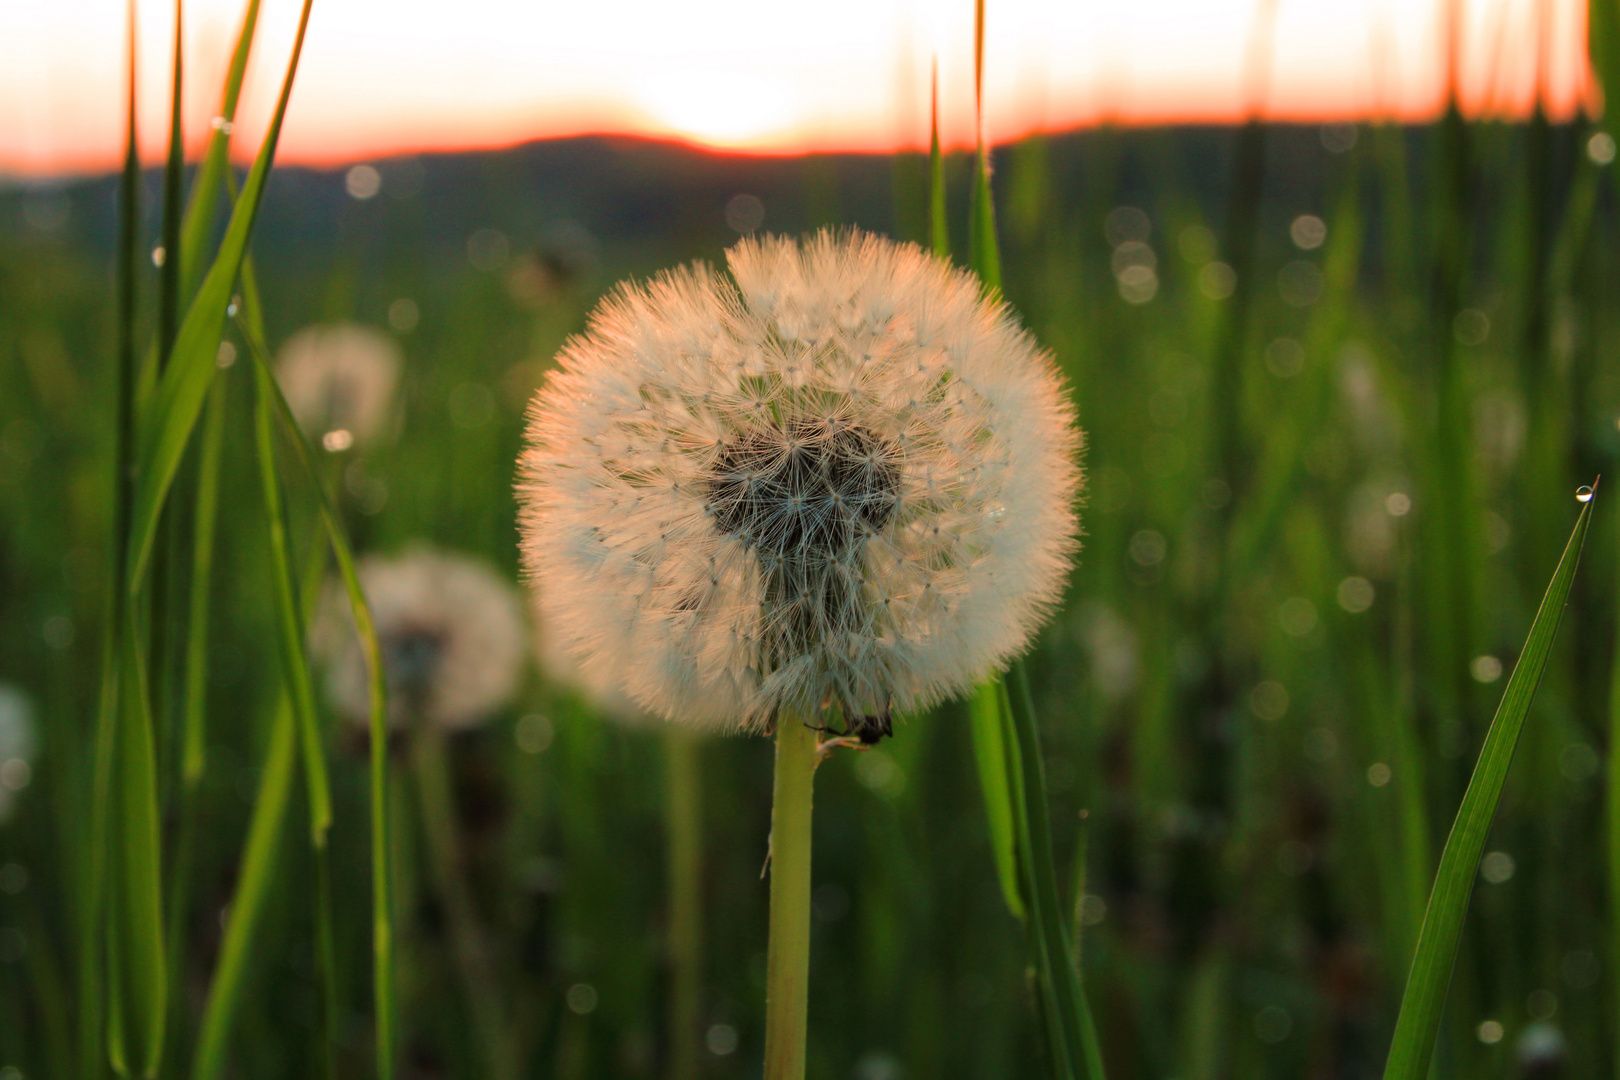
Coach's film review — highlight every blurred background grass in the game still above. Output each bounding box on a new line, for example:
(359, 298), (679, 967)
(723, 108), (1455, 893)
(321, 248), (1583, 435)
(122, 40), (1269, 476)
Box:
(1, 99), (1619, 1078)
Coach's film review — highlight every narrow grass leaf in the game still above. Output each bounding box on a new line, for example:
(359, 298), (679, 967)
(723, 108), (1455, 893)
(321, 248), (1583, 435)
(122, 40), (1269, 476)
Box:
(111, 618), (167, 1077)
(236, 264), (396, 1078)
(126, 0), (314, 588)
(82, 5), (142, 1075)
(1381, 487), (1597, 1080)
(181, 375), (226, 784)
(252, 354), (338, 1078)
(928, 58), (948, 260)
(189, 700), (298, 1080)
(158, 0), (184, 364)
(252, 362), (332, 841)
(1006, 669), (1106, 1080)
(178, 0), (262, 302)
(967, 0), (1001, 292)
(969, 682), (1025, 920)
(1608, 481), (1620, 1079)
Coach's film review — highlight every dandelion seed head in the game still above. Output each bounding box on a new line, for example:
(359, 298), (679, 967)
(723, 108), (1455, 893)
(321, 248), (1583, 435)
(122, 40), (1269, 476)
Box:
(276, 322), (402, 448)
(312, 547), (527, 732)
(518, 230), (1082, 734)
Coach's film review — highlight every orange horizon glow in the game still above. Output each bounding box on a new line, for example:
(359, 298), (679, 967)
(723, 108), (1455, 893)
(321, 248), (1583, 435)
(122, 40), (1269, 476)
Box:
(0, 0), (1595, 180)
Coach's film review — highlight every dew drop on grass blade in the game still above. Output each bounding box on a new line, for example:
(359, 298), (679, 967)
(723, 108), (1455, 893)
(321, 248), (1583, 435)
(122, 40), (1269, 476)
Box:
(1381, 483), (1597, 1080)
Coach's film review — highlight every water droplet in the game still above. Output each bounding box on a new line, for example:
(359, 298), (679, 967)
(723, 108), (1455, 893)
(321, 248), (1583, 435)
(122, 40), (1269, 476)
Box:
(1576, 485), (1594, 503)
(150, 246), (166, 267)
(209, 116), (234, 135)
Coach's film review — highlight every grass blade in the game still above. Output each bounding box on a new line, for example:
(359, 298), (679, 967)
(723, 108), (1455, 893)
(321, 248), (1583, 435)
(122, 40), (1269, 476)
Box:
(189, 700), (298, 1080)
(110, 617), (168, 1077)
(178, 0), (262, 302)
(236, 261), (396, 1079)
(928, 57), (948, 260)
(180, 373), (226, 787)
(126, 0), (315, 588)
(81, 3), (143, 1075)
(159, 0), (183, 365)
(969, 682), (1024, 920)
(1006, 670), (1106, 1080)
(252, 351), (337, 1079)
(967, 0), (1001, 291)
(1381, 485), (1598, 1080)
(1608, 485), (1620, 1080)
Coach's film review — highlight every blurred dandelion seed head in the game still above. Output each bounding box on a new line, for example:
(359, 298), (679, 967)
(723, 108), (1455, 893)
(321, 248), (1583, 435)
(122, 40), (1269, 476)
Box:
(0, 685), (38, 823)
(517, 230), (1083, 733)
(313, 548), (527, 732)
(275, 322), (402, 450)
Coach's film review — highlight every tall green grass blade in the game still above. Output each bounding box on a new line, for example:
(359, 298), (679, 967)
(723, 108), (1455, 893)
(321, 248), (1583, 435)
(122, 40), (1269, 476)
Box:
(189, 699), (297, 1080)
(235, 263), (396, 1079)
(1381, 486), (1597, 1080)
(252, 363), (332, 842)
(1005, 670), (1105, 1080)
(928, 58), (948, 260)
(178, 0), (262, 302)
(110, 618), (168, 1078)
(81, 5), (143, 1075)
(961, 7), (1098, 1072)
(969, 682), (1024, 920)
(252, 353), (337, 1079)
(159, 0), (183, 365)
(1608, 488), (1620, 1080)
(998, 679), (1074, 1080)
(181, 374), (226, 785)
(967, 0), (1001, 291)
(126, 0), (314, 588)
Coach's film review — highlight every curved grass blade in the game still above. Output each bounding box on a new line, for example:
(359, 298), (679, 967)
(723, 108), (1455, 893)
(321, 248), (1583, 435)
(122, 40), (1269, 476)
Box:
(126, 0), (315, 589)
(158, 0), (183, 366)
(110, 616), (167, 1077)
(962, 7), (1099, 1074)
(80, 4), (143, 1074)
(969, 682), (1024, 920)
(1005, 670), (1106, 1080)
(252, 355), (337, 1080)
(190, 538), (325, 1080)
(181, 372), (226, 787)
(235, 265), (395, 1079)
(188, 700), (296, 1080)
(1381, 484), (1597, 1080)
(178, 0), (262, 302)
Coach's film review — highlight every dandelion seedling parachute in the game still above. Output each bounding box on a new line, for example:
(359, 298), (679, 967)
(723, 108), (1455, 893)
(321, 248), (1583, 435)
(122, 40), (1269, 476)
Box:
(518, 229), (1082, 737)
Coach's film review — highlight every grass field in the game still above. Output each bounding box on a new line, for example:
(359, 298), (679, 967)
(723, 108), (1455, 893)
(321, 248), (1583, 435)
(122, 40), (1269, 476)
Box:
(1, 9), (1619, 1077)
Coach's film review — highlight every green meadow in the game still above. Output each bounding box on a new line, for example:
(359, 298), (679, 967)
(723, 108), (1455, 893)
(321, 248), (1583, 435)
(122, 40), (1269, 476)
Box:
(1, 6), (1618, 1078)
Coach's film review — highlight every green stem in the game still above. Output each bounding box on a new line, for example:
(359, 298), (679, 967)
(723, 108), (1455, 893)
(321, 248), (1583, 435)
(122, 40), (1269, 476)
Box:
(411, 730), (517, 1080)
(1609, 508), (1620, 1080)
(763, 716), (817, 1080)
(664, 728), (703, 1080)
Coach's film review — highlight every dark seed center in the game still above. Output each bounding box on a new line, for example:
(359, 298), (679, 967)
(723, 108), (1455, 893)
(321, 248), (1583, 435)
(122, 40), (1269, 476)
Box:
(705, 419), (900, 559)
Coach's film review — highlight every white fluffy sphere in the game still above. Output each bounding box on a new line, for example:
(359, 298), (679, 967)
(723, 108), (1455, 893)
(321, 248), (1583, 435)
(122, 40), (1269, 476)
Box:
(313, 547), (527, 732)
(518, 231), (1081, 735)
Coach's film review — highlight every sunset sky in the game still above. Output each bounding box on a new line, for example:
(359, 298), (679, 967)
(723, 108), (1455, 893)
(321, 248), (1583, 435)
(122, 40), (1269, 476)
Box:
(0, 0), (1593, 178)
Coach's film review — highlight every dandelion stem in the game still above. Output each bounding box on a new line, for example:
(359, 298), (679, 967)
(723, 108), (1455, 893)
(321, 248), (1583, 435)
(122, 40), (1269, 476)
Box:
(763, 715), (817, 1080)
(410, 730), (517, 1080)
(664, 728), (703, 1080)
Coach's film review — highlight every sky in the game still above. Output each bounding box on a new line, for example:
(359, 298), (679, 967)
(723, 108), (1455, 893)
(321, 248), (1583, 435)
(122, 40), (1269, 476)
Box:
(0, 0), (1594, 178)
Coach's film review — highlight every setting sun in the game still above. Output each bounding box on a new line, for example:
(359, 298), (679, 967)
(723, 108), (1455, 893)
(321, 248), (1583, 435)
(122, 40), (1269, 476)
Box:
(0, 0), (1594, 176)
